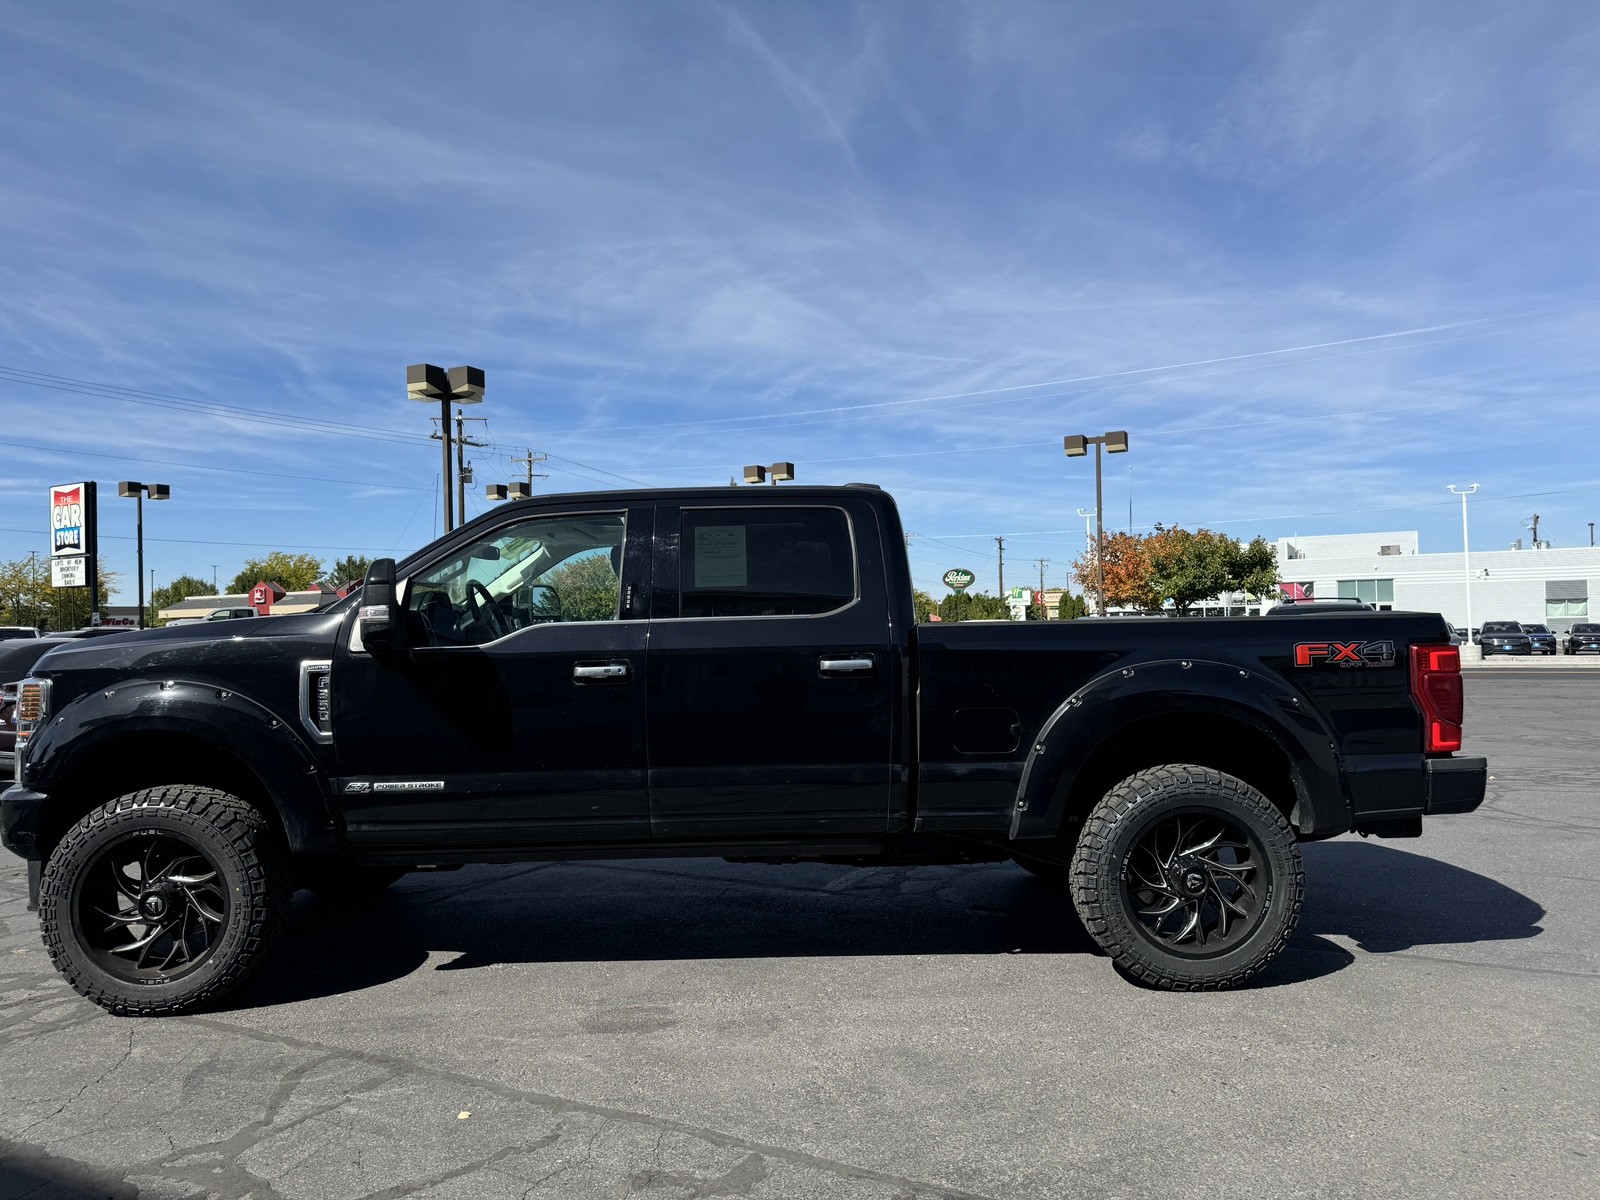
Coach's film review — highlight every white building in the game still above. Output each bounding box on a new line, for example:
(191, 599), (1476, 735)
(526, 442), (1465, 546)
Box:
(1276, 531), (1598, 632)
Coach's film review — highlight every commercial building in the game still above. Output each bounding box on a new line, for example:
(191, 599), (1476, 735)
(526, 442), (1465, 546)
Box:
(1275, 531), (1599, 632)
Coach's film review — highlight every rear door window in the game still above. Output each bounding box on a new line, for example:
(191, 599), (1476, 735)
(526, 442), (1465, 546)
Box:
(678, 507), (855, 618)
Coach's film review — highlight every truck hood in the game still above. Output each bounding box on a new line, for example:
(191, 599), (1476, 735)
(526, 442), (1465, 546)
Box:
(25, 611), (347, 680)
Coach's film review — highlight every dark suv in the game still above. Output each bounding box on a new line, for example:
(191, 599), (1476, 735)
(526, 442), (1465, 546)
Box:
(1565, 623), (1600, 655)
(1478, 621), (1532, 656)
(1522, 623), (1557, 655)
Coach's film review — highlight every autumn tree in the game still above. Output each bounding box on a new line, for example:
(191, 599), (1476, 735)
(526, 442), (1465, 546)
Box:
(228, 552), (325, 594)
(1070, 531), (1157, 612)
(41, 560), (121, 630)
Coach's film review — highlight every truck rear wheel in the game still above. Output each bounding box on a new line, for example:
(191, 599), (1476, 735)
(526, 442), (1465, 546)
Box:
(39, 786), (291, 1016)
(1068, 765), (1303, 990)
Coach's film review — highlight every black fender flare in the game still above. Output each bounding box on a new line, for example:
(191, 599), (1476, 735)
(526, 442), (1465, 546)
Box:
(1008, 657), (1346, 840)
(23, 679), (341, 855)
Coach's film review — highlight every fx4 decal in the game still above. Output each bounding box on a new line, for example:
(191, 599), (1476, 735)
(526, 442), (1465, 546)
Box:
(1294, 640), (1396, 668)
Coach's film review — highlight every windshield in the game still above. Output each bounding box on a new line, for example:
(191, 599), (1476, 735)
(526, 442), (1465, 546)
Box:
(1482, 622), (1522, 633)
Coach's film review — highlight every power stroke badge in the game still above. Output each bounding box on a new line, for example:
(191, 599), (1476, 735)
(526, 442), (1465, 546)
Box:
(1293, 640), (1396, 668)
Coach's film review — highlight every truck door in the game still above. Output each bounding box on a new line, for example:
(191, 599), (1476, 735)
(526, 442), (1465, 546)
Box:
(330, 505), (653, 849)
(645, 499), (900, 837)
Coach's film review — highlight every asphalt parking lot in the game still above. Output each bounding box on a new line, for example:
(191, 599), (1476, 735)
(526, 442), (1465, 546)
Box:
(2, 672), (1595, 1200)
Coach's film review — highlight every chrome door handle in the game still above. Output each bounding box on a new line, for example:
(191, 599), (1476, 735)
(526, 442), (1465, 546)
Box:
(819, 656), (874, 674)
(574, 663), (629, 680)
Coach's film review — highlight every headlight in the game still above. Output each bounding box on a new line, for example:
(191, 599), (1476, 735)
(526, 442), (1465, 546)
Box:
(14, 677), (50, 781)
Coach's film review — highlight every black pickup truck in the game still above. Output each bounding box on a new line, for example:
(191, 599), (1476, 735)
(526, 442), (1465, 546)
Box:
(2, 485), (1485, 1014)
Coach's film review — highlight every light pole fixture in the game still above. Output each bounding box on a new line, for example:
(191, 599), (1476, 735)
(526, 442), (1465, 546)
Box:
(485, 482), (533, 502)
(117, 481), (171, 629)
(1064, 431), (1129, 615)
(742, 462), (795, 486)
(1075, 507), (1096, 554)
(408, 363), (486, 533)
(1448, 484), (1479, 647)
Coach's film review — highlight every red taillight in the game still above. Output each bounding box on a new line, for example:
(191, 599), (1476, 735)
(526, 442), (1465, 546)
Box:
(1410, 644), (1463, 753)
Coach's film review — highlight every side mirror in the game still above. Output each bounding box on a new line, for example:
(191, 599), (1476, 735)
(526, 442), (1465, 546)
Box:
(358, 559), (401, 652)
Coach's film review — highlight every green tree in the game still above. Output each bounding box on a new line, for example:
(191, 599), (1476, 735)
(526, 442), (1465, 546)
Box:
(0, 556), (48, 627)
(1056, 590), (1089, 620)
(1230, 536), (1280, 604)
(42, 559), (121, 630)
(913, 589), (938, 622)
(1026, 602), (1048, 621)
(534, 552), (619, 622)
(148, 574), (215, 627)
(229, 552), (324, 593)
(938, 590), (1011, 622)
(1145, 525), (1236, 615)
(328, 555), (373, 590)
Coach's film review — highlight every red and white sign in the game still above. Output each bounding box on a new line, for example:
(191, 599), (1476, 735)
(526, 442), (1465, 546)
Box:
(50, 482), (88, 557)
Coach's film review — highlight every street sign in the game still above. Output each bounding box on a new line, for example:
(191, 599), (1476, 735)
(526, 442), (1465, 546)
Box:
(942, 568), (975, 591)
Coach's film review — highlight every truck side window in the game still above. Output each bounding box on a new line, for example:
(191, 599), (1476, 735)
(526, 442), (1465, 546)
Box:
(678, 507), (855, 618)
(406, 512), (626, 645)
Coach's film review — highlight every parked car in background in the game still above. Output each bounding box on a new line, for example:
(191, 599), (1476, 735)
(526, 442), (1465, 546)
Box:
(1564, 623), (1600, 655)
(1522, 623), (1558, 655)
(1478, 621), (1532, 656)
(166, 607), (257, 626)
(0, 681), (15, 778)
(0, 627), (41, 641)
(0, 627), (136, 775)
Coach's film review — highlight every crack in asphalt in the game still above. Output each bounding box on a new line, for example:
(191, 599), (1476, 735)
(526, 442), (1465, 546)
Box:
(176, 1015), (997, 1199)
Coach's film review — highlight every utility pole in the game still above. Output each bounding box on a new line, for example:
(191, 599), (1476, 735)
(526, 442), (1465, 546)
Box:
(1529, 513), (1541, 548)
(511, 448), (548, 490)
(451, 410), (490, 525)
(1590, 521), (1595, 547)
(1035, 558), (1048, 594)
(995, 536), (1005, 597)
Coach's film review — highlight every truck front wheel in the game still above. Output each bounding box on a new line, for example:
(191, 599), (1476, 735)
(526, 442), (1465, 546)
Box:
(39, 786), (292, 1016)
(1068, 765), (1303, 990)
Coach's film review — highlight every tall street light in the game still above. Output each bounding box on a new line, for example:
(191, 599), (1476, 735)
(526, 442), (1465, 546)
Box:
(1064, 431), (1129, 615)
(117, 481), (171, 629)
(407, 364), (486, 533)
(1075, 507), (1096, 555)
(1448, 484), (1479, 647)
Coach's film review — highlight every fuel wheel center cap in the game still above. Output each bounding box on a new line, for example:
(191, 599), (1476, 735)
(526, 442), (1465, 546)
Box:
(1171, 860), (1209, 897)
(140, 892), (169, 919)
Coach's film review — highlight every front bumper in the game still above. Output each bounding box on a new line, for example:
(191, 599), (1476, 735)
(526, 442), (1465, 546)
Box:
(1424, 755), (1488, 815)
(1, 782), (44, 860)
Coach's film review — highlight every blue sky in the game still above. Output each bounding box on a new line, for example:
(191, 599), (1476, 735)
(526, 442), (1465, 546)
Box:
(3, 0), (1599, 601)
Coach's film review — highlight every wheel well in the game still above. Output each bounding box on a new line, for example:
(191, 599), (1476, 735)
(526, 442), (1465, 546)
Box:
(1057, 713), (1302, 836)
(36, 733), (288, 860)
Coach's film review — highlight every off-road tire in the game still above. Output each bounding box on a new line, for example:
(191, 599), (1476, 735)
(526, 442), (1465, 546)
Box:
(39, 786), (291, 1016)
(301, 863), (408, 899)
(1069, 765), (1303, 990)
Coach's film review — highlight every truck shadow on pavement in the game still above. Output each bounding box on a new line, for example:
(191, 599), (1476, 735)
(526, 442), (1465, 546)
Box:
(237, 841), (1545, 1009)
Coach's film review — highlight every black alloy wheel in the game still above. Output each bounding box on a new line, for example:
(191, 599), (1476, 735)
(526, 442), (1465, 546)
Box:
(73, 832), (230, 983)
(1069, 765), (1303, 990)
(40, 786), (291, 1016)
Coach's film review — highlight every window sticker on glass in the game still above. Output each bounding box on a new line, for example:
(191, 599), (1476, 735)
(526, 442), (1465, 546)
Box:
(695, 525), (748, 588)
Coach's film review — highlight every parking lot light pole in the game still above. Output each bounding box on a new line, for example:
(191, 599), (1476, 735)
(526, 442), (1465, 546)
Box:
(408, 364), (486, 533)
(1448, 484), (1479, 648)
(485, 482), (532, 502)
(742, 462), (795, 487)
(117, 481), (171, 629)
(1065, 432), (1129, 616)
